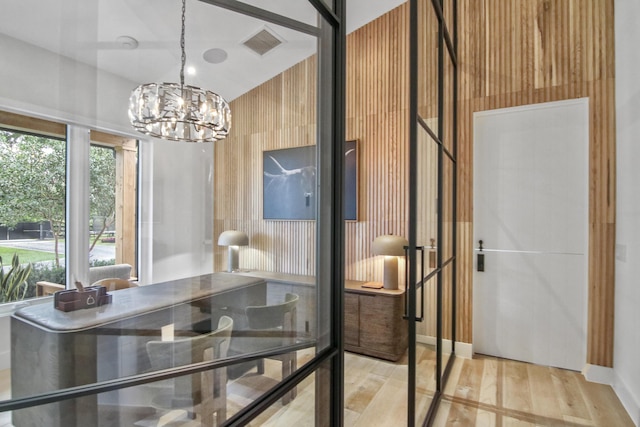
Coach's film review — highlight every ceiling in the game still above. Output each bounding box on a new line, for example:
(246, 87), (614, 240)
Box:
(0, 0), (404, 102)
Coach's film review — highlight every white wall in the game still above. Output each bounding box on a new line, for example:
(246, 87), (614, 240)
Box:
(138, 139), (214, 285)
(0, 33), (136, 137)
(614, 1), (640, 425)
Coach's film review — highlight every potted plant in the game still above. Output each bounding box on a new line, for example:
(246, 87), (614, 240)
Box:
(0, 254), (33, 303)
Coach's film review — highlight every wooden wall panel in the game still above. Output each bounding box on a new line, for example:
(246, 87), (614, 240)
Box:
(345, 6), (410, 283)
(213, 0), (616, 367)
(458, 0), (616, 366)
(214, 57), (317, 276)
(215, 6), (411, 281)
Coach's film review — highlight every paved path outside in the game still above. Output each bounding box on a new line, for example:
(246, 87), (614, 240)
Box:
(0, 239), (115, 262)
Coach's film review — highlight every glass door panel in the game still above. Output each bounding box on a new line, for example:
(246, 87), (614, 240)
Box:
(410, 0), (457, 424)
(413, 122), (440, 425)
(418, 0), (440, 131)
(415, 274), (438, 422)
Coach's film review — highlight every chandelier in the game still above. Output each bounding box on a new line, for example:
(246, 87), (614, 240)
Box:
(128, 0), (231, 142)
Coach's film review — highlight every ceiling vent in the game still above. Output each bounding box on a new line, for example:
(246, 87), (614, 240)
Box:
(243, 28), (283, 56)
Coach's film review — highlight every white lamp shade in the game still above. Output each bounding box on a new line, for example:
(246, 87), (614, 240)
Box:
(371, 235), (408, 256)
(218, 230), (249, 246)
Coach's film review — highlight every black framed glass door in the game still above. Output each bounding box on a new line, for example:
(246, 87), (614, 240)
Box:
(408, 0), (457, 425)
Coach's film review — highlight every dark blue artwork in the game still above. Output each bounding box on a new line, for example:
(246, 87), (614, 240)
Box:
(263, 141), (358, 220)
(263, 146), (317, 220)
(344, 140), (358, 221)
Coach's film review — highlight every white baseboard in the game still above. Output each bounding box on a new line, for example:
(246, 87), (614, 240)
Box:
(416, 335), (473, 359)
(613, 372), (640, 426)
(581, 364), (639, 426)
(455, 342), (473, 359)
(582, 363), (615, 384)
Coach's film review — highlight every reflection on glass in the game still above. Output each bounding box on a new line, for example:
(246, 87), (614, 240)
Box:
(4, 347), (316, 427)
(443, 51), (455, 153)
(416, 128), (439, 257)
(415, 275), (438, 423)
(442, 157), (455, 261)
(235, 0), (320, 27)
(9, 279), (317, 424)
(418, 0), (439, 130)
(441, 264), (454, 374)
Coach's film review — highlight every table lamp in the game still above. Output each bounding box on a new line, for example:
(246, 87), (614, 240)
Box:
(372, 235), (408, 290)
(218, 230), (249, 272)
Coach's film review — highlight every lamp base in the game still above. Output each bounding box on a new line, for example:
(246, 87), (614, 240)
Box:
(383, 256), (399, 290)
(227, 246), (239, 273)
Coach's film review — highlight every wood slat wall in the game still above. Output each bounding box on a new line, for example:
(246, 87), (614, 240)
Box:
(213, 57), (318, 275)
(213, 0), (616, 367)
(458, 0), (616, 366)
(214, 6), (411, 281)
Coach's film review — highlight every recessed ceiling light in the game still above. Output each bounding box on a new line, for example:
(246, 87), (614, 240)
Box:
(116, 35), (138, 50)
(187, 66), (196, 76)
(203, 48), (228, 64)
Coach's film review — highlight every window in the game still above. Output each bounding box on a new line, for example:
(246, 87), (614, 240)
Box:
(0, 113), (138, 302)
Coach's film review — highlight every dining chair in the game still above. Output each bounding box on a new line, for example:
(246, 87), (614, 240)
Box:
(146, 315), (233, 426)
(231, 293), (299, 404)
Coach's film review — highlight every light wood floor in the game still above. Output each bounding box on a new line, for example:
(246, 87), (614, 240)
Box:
(0, 349), (634, 426)
(434, 354), (634, 427)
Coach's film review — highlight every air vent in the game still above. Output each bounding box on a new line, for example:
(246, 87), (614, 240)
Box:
(243, 28), (283, 56)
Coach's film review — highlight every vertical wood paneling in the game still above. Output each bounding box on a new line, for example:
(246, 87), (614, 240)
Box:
(458, 0), (616, 366)
(214, 56), (317, 276)
(213, 0), (616, 367)
(345, 5), (410, 281)
(114, 140), (138, 272)
(214, 5), (411, 280)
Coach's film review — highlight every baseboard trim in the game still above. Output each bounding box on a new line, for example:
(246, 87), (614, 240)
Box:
(455, 342), (473, 359)
(582, 363), (614, 384)
(416, 335), (473, 359)
(582, 364), (639, 426)
(613, 372), (640, 427)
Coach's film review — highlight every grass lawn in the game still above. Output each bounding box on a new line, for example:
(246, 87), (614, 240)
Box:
(0, 247), (56, 265)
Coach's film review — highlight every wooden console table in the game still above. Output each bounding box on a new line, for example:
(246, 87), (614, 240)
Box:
(344, 282), (408, 361)
(234, 271), (408, 362)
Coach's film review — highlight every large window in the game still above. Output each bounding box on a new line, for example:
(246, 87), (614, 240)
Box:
(0, 119), (139, 304)
(0, 128), (66, 301)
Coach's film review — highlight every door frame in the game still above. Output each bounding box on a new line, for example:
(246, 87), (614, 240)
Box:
(471, 98), (590, 369)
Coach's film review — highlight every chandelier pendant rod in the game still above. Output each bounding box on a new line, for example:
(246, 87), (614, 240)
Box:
(180, 0), (186, 90)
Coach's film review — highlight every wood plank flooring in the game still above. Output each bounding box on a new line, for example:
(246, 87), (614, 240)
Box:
(434, 354), (634, 427)
(0, 350), (633, 426)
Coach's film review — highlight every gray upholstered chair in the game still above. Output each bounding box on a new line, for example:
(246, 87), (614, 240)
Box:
(91, 277), (137, 291)
(231, 293), (299, 404)
(146, 315), (233, 426)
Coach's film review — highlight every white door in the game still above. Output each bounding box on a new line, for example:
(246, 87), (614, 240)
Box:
(473, 99), (589, 371)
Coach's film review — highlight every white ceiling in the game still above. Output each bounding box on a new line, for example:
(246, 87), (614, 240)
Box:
(0, 0), (404, 102)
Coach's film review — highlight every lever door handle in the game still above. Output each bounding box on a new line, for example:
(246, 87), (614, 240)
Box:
(477, 240), (485, 272)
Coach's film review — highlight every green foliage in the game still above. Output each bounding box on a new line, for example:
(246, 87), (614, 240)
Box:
(89, 258), (116, 267)
(26, 263), (66, 289)
(25, 258), (116, 298)
(0, 254), (33, 303)
(0, 130), (118, 265)
(0, 131), (66, 227)
(89, 145), (116, 251)
(0, 246), (57, 265)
